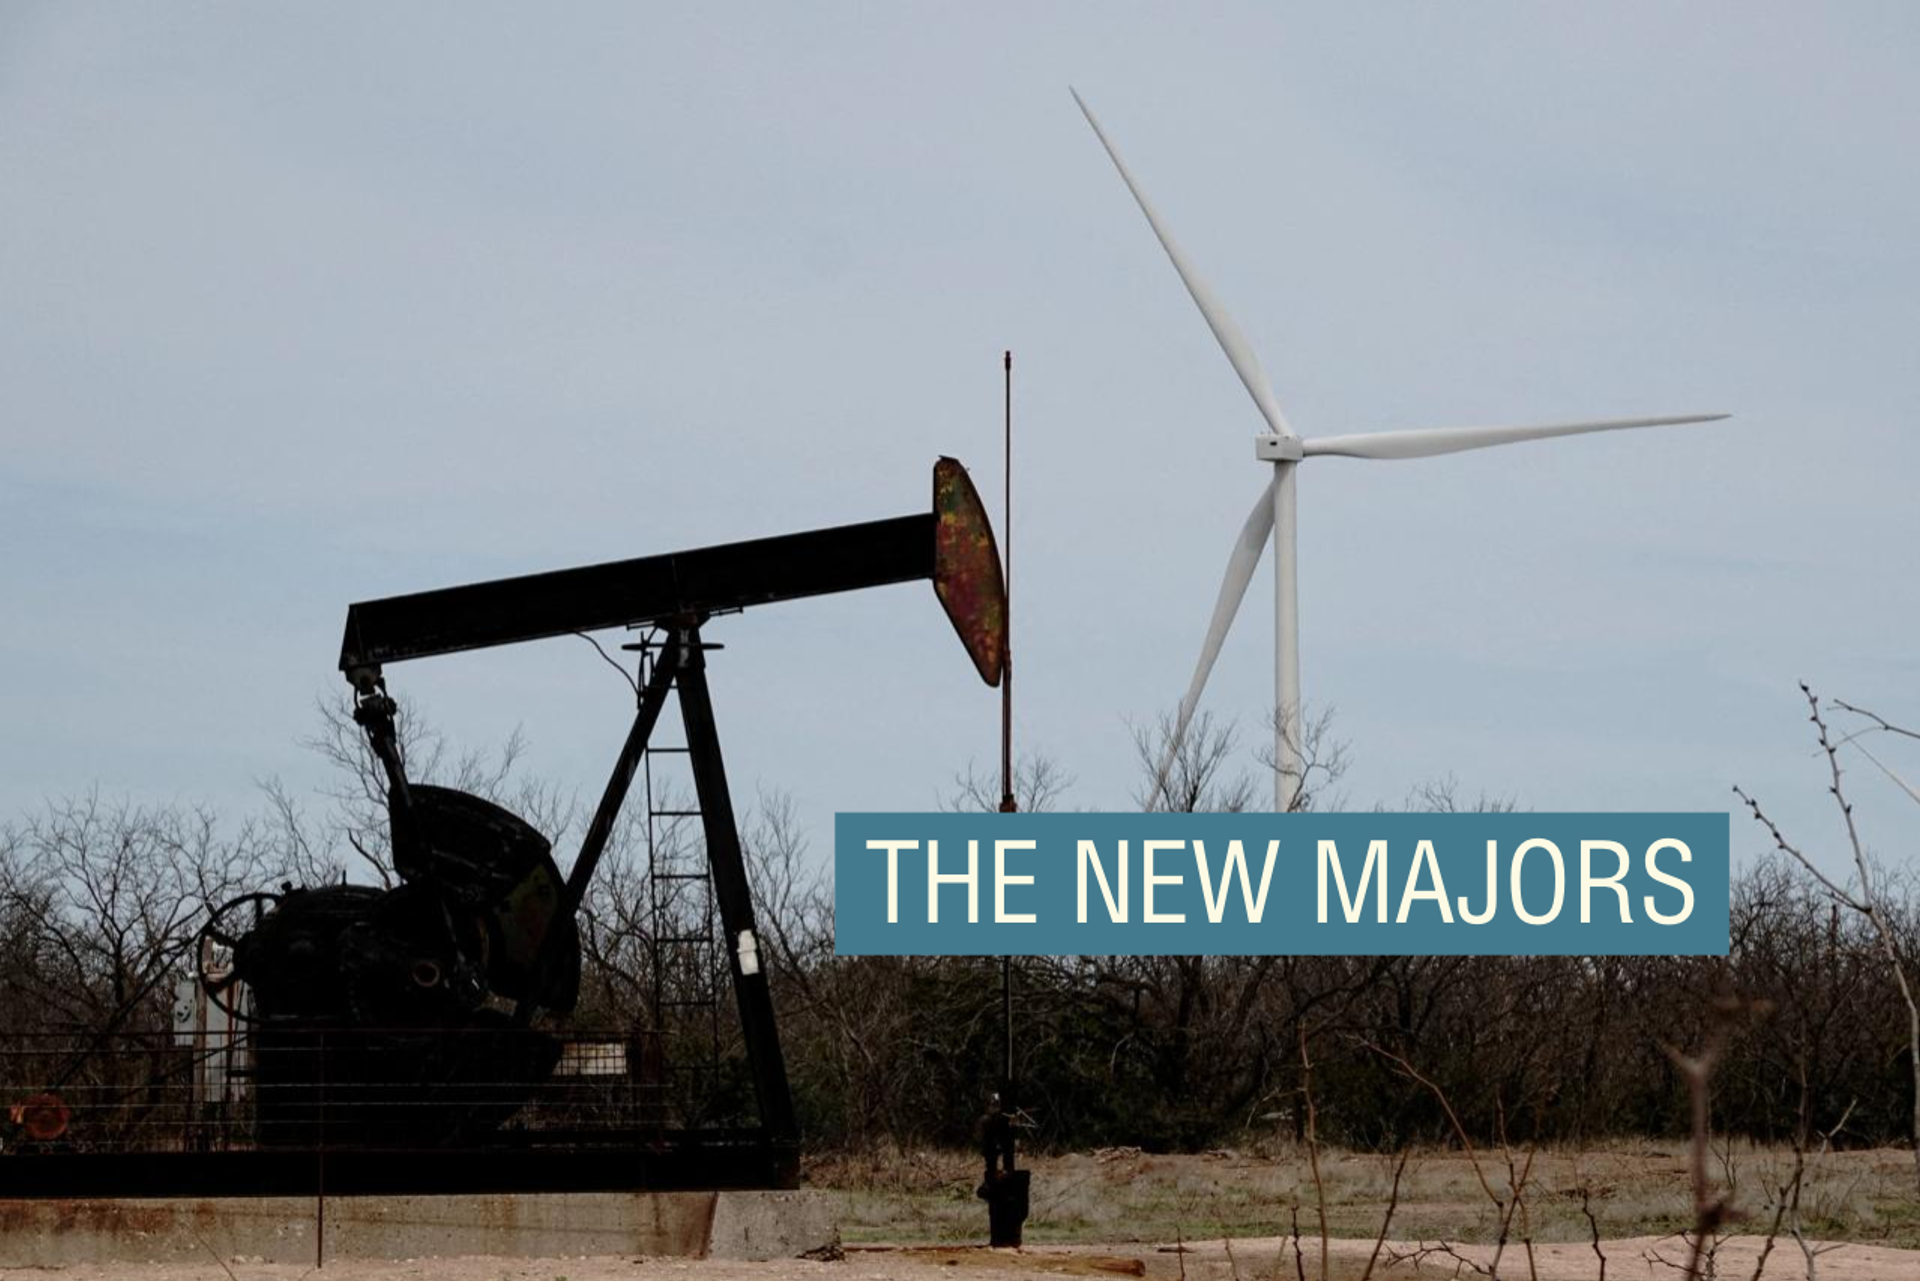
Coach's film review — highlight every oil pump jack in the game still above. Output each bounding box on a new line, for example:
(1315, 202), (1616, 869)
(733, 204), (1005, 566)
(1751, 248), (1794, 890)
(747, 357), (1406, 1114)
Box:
(2, 458), (1003, 1201)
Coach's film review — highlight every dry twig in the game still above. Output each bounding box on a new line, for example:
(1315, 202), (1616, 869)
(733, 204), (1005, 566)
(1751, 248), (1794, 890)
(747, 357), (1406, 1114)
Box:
(1358, 1149), (1411, 1281)
(1298, 1023), (1330, 1281)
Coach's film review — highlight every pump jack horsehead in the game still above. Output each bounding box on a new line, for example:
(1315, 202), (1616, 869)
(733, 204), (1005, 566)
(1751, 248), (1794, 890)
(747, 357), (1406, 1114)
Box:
(1072, 90), (1731, 812)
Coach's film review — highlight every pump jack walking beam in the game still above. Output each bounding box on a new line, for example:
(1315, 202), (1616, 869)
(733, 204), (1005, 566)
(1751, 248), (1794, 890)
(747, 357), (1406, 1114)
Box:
(341, 515), (924, 672)
(339, 459), (1005, 686)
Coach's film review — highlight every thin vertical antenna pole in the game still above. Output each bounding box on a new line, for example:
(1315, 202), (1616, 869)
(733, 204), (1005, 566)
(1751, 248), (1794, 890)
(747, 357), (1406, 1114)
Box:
(999, 350), (1015, 1092)
(999, 349), (1015, 815)
(1003, 952), (1013, 1087)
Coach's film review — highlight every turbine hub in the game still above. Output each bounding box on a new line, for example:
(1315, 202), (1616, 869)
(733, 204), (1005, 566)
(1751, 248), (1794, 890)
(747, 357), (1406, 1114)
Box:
(1254, 434), (1303, 462)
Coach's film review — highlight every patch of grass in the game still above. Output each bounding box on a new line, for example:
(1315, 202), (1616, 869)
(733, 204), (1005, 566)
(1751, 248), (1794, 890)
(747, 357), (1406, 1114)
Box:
(811, 1142), (1920, 1250)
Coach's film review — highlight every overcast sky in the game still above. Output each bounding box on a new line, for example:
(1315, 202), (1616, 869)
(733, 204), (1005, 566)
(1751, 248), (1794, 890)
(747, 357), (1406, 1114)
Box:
(3, 5), (1916, 881)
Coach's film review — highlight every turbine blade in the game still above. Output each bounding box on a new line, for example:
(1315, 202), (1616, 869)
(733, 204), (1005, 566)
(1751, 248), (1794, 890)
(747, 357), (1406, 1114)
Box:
(1149, 478), (1276, 809)
(1072, 88), (1295, 440)
(1302, 414), (1730, 460)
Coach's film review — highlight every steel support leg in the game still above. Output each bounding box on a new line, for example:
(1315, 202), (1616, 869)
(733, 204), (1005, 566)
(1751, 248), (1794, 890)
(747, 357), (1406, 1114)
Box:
(672, 627), (799, 1143)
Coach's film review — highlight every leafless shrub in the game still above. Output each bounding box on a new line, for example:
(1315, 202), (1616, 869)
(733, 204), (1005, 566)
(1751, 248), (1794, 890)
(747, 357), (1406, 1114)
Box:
(1364, 1037), (1542, 1280)
(0, 794), (273, 1034)
(1257, 704), (1352, 813)
(0, 794), (285, 1144)
(1131, 710), (1255, 813)
(286, 692), (578, 888)
(1735, 682), (1920, 1197)
(948, 754), (1073, 815)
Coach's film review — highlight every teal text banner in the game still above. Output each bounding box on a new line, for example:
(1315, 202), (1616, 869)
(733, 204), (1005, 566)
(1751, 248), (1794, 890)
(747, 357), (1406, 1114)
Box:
(833, 812), (1730, 956)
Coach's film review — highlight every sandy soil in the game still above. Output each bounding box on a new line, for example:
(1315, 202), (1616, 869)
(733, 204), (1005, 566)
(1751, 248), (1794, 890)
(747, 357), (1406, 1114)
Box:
(7, 1148), (1917, 1278)
(1184, 1232), (1920, 1279)
(6, 1235), (1920, 1281)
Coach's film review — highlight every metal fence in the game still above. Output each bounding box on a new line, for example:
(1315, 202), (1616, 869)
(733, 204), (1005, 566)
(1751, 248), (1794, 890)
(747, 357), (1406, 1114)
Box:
(0, 1022), (729, 1157)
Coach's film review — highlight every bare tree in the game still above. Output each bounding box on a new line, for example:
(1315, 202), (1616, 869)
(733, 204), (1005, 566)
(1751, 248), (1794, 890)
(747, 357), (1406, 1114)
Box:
(1388, 774), (1520, 815)
(1131, 711), (1256, 813)
(1367, 1036), (1540, 1281)
(265, 692), (580, 889)
(1735, 683), (1920, 1196)
(738, 789), (907, 1144)
(0, 795), (283, 1145)
(1131, 704), (1348, 813)
(947, 753), (1073, 815)
(570, 804), (657, 1020)
(1256, 704), (1351, 813)
(0, 795), (273, 1031)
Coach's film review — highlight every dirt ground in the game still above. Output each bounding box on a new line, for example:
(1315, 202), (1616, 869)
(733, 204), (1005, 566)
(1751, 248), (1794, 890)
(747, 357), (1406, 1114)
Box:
(822, 1144), (1920, 1252)
(4, 1235), (1920, 1280)
(4, 1147), (1918, 1279)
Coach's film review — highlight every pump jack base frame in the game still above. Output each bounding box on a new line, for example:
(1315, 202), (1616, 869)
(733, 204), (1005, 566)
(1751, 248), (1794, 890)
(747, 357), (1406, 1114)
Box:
(0, 1130), (797, 1200)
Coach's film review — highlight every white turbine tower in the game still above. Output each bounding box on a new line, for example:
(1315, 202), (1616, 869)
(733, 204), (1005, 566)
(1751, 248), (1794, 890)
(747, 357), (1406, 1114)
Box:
(1072, 90), (1729, 813)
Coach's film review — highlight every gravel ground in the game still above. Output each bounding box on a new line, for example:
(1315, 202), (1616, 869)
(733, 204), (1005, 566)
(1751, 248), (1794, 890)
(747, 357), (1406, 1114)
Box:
(6, 1235), (1920, 1281)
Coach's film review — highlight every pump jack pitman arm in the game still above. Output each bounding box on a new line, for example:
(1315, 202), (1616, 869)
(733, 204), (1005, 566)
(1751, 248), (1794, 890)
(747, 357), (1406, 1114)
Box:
(339, 457), (1006, 687)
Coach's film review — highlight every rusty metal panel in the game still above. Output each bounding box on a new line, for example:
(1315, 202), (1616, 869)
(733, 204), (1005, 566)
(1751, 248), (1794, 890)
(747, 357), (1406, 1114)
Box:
(932, 457), (1007, 687)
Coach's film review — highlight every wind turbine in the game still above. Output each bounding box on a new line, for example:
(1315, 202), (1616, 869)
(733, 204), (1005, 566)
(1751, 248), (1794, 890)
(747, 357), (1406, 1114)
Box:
(1071, 89), (1729, 813)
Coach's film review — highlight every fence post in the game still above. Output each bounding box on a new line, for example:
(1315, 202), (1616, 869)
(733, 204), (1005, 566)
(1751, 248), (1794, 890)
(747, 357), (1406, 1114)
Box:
(316, 1029), (326, 1270)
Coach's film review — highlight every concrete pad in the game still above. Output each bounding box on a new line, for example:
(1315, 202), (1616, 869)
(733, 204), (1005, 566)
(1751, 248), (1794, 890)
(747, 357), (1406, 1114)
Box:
(707, 1190), (837, 1260)
(0, 1189), (831, 1267)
